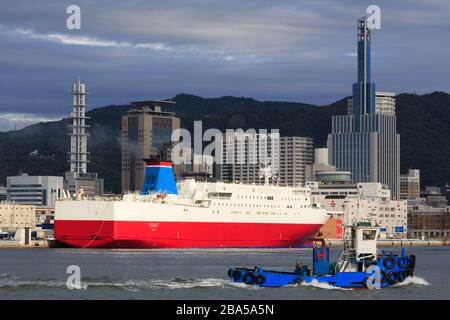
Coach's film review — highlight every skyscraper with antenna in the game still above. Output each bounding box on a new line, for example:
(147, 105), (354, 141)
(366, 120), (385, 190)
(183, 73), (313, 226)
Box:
(327, 17), (400, 199)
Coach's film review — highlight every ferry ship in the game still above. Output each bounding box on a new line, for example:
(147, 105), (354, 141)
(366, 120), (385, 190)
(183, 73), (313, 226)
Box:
(54, 161), (330, 248)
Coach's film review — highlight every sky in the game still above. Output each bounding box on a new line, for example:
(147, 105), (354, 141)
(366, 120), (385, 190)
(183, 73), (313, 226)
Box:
(0, 0), (449, 131)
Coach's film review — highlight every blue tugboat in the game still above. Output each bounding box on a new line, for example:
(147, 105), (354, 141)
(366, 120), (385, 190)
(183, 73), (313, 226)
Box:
(228, 220), (416, 289)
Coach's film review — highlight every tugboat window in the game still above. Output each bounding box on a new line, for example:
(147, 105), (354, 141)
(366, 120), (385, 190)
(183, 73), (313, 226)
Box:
(362, 230), (377, 240)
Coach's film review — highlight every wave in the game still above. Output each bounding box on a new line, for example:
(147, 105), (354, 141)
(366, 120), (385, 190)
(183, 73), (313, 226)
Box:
(0, 276), (257, 291)
(298, 279), (353, 291)
(393, 276), (430, 287)
(0, 274), (429, 292)
(0, 273), (18, 280)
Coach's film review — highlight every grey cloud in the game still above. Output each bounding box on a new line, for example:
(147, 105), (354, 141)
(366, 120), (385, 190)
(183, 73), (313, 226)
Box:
(0, 0), (448, 130)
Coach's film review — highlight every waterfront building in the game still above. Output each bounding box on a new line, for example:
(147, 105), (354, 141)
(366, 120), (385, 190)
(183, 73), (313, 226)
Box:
(0, 203), (36, 231)
(306, 180), (407, 239)
(327, 17), (400, 199)
(400, 169), (420, 200)
(121, 100), (180, 193)
(408, 197), (450, 239)
(6, 174), (63, 208)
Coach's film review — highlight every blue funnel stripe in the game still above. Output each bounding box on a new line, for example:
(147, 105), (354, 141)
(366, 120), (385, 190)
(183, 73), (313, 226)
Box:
(140, 161), (178, 195)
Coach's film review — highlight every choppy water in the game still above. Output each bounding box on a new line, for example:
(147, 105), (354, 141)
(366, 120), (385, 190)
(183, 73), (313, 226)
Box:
(0, 246), (447, 299)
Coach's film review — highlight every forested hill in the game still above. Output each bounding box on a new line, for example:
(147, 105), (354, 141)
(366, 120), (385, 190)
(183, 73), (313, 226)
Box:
(0, 91), (449, 193)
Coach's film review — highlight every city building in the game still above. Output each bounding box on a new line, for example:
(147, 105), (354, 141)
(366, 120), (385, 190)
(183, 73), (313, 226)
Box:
(6, 174), (63, 207)
(400, 169), (420, 200)
(307, 181), (407, 239)
(327, 17), (400, 199)
(64, 80), (104, 198)
(0, 203), (36, 231)
(279, 136), (313, 186)
(121, 100), (180, 193)
(217, 133), (313, 187)
(408, 197), (450, 239)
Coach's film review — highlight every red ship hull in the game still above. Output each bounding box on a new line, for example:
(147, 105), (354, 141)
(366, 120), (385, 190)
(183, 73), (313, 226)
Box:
(54, 220), (323, 249)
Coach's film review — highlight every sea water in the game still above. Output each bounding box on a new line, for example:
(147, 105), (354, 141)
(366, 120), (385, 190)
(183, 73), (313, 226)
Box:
(0, 246), (446, 300)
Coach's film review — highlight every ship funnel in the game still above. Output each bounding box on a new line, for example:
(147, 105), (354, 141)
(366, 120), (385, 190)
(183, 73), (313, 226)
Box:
(140, 160), (178, 195)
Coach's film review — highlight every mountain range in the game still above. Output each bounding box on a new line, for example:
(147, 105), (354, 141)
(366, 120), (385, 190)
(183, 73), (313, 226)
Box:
(0, 92), (449, 194)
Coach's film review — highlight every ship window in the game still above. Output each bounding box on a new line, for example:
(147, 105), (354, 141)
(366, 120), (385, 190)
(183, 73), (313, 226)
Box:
(207, 192), (232, 200)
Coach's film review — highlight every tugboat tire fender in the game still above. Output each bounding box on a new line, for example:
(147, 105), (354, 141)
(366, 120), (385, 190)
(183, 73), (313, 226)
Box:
(291, 277), (304, 285)
(397, 257), (407, 269)
(398, 271), (407, 282)
(387, 271), (398, 284)
(383, 256), (396, 270)
(243, 272), (256, 285)
(232, 270), (242, 281)
(255, 274), (266, 285)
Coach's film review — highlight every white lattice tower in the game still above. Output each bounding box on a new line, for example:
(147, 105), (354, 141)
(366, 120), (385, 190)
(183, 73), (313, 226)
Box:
(68, 80), (90, 174)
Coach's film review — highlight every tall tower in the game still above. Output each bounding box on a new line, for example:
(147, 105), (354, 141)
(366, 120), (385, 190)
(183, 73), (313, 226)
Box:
(64, 80), (104, 197)
(352, 17), (376, 124)
(68, 80), (90, 174)
(327, 17), (400, 199)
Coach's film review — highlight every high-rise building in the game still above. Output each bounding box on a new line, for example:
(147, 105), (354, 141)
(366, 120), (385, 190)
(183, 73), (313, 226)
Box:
(121, 100), (180, 193)
(64, 80), (104, 198)
(327, 17), (400, 199)
(400, 169), (420, 200)
(217, 133), (313, 187)
(279, 136), (314, 186)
